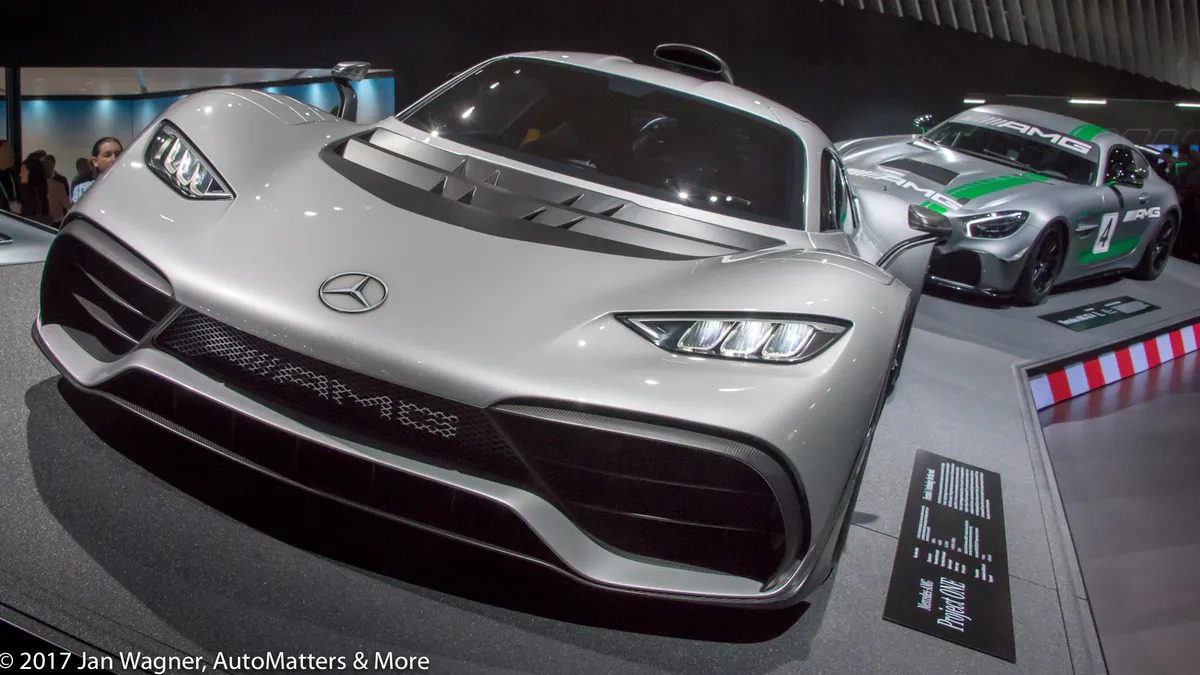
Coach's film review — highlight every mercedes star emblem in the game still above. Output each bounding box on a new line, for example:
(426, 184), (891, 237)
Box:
(319, 272), (388, 313)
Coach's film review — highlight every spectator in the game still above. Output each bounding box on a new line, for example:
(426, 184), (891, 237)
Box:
(42, 155), (72, 224)
(71, 137), (124, 203)
(18, 157), (50, 223)
(70, 157), (93, 191)
(0, 140), (19, 214)
(42, 155), (69, 193)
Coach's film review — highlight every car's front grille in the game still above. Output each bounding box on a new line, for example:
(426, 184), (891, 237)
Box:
(151, 309), (800, 582)
(156, 309), (533, 487)
(93, 370), (560, 568)
(930, 248), (983, 286)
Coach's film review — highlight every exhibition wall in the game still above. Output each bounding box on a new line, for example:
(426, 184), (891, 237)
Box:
(1, 76), (395, 164)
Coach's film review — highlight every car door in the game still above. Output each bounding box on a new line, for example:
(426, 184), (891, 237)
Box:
(807, 149), (937, 295)
(1091, 145), (1158, 267)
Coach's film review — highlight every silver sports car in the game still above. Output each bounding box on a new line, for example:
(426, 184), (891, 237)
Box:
(840, 105), (1181, 304)
(33, 47), (938, 607)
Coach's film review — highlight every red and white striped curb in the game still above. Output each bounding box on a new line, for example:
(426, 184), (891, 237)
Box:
(1029, 321), (1200, 410)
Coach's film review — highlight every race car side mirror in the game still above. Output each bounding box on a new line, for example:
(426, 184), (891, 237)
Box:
(332, 61), (371, 121)
(907, 204), (953, 240)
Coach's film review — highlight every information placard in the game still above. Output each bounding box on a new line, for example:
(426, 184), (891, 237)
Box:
(1040, 296), (1159, 332)
(883, 450), (1015, 662)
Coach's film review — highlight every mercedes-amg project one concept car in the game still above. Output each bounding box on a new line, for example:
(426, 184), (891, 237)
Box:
(33, 48), (938, 607)
(840, 105), (1181, 304)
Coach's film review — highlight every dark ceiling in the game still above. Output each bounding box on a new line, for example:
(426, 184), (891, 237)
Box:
(2, 1), (1191, 139)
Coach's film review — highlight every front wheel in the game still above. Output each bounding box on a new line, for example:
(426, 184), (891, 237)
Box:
(1013, 225), (1066, 306)
(1128, 216), (1179, 280)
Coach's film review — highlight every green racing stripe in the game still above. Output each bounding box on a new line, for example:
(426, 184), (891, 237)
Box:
(1077, 234), (1141, 264)
(1069, 123), (1106, 141)
(919, 172), (1050, 213)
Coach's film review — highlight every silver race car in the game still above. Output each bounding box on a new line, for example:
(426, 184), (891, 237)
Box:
(840, 105), (1181, 304)
(33, 47), (938, 607)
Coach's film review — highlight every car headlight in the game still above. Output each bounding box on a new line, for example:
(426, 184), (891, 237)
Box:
(619, 315), (848, 363)
(962, 210), (1029, 238)
(145, 122), (232, 199)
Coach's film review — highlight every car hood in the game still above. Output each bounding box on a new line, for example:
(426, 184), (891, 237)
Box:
(840, 136), (1067, 214)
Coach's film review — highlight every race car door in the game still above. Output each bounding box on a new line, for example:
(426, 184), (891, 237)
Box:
(807, 149), (936, 295)
(1089, 145), (1158, 267)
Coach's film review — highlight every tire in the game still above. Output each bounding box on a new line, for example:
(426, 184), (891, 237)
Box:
(1128, 215), (1179, 280)
(1013, 224), (1066, 306)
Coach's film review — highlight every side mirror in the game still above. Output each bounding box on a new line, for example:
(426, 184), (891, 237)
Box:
(908, 204), (953, 241)
(331, 61), (371, 121)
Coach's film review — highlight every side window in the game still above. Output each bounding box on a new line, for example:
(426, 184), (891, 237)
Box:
(819, 150), (850, 232)
(1130, 148), (1151, 182)
(1104, 146), (1139, 185)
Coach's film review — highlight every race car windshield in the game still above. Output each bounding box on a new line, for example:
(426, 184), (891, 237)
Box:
(400, 58), (805, 226)
(924, 122), (1097, 184)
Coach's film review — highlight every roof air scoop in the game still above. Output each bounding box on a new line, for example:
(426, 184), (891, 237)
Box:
(332, 61), (371, 121)
(653, 44), (733, 84)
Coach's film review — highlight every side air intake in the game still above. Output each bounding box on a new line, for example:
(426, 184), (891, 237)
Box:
(40, 219), (175, 360)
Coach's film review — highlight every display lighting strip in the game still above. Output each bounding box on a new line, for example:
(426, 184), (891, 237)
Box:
(1176, 102), (1200, 108)
(1028, 320), (1200, 410)
(962, 97), (987, 105)
(1068, 98), (1107, 105)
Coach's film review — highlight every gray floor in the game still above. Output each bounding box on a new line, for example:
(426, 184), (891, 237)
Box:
(1041, 351), (1200, 675)
(2, 258), (1199, 673)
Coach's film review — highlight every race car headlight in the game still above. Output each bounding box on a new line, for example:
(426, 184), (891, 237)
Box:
(619, 315), (848, 363)
(145, 122), (232, 199)
(962, 210), (1029, 239)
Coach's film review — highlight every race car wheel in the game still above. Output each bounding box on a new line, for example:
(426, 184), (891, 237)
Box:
(1014, 224), (1066, 305)
(1129, 215), (1179, 281)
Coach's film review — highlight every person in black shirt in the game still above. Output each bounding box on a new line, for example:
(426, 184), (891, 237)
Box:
(70, 156), (93, 192)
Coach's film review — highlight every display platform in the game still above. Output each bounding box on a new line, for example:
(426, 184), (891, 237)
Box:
(1041, 351), (1200, 675)
(2, 258), (1198, 673)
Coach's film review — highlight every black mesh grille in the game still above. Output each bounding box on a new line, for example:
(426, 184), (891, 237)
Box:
(156, 309), (531, 487)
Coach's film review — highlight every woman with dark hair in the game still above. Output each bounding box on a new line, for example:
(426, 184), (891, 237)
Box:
(70, 136), (123, 203)
(19, 156), (50, 223)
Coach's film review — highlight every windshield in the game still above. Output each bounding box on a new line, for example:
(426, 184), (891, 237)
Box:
(400, 57), (805, 226)
(924, 121), (1097, 184)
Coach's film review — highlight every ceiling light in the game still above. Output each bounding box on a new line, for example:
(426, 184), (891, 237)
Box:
(1068, 98), (1107, 105)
